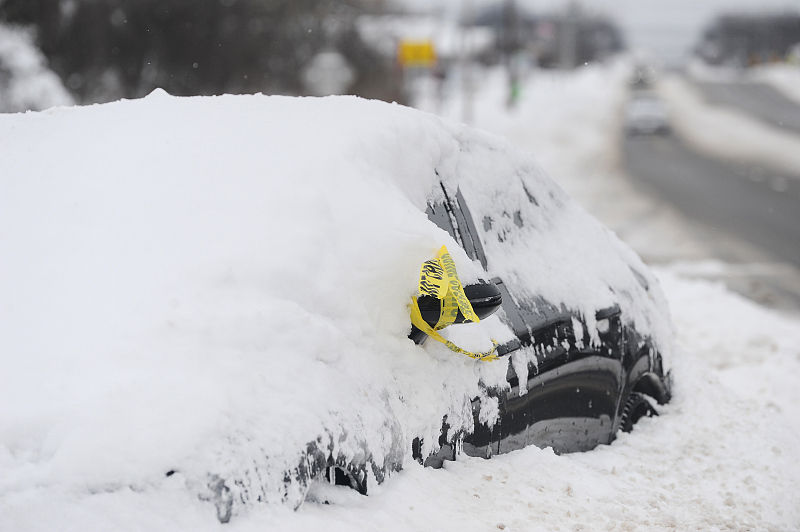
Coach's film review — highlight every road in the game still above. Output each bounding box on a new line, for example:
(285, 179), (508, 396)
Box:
(693, 81), (800, 135)
(625, 134), (800, 265)
(623, 80), (800, 310)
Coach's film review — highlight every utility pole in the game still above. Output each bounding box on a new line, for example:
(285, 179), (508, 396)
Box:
(559, 0), (579, 69)
(503, 0), (520, 108)
(461, 0), (474, 124)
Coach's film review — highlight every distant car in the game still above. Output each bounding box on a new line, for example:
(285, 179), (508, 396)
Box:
(625, 95), (671, 136)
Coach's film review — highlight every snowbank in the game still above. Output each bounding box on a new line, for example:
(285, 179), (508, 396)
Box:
(0, 23), (73, 112)
(751, 63), (800, 105)
(0, 90), (669, 520)
(657, 75), (800, 178)
(689, 60), (800, 106)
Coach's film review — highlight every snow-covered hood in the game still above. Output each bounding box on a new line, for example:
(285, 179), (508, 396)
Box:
(0, 92), (672, 511)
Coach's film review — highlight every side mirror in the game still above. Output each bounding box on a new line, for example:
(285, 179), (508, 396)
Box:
(460, 281), (503, 321)
(411, 280), (502, 343)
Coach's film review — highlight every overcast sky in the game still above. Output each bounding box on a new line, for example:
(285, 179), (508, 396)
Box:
(404, 0), (800, 65)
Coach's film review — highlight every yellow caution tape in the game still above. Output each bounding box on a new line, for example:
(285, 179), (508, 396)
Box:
(410, 246), (499, 361)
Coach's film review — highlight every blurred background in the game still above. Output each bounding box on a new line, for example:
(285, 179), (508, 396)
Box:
(2, 0), (798, 109)
(2, 0), (800, 311)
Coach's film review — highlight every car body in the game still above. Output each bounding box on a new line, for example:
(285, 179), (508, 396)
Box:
(625, 94), (671, 136)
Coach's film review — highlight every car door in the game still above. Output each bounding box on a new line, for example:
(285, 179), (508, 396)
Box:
(427, 185), (623, 456)
(497, 306), (624, 454)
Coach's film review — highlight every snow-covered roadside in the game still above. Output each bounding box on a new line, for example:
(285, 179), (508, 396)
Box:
(4, 261), (799, 531)
(752, 64), (800, 105)
(0, 23), (73, 112)
(657, 74), (800, 178)
(689, 60), (800, 107)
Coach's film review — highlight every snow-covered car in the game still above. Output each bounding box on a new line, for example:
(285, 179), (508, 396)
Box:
(625, 94), (671, 136)
(0, 92), (672, 523)
(414, 191), (672, 459)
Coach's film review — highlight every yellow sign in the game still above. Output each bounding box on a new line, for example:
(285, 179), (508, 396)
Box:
(410, 246), (499, 361)
(398, 40), (437, 67)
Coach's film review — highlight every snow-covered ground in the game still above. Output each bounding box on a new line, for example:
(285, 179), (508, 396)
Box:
(2, 61), (800, 531)
(4, 264), (799, 531)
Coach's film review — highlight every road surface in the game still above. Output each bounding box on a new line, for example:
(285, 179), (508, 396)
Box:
(624, 134), (800, 265)
(623, 81), (800, 310)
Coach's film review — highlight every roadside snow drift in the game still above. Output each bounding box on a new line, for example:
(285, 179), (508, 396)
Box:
(658, 75), (800, 178)
(0, 92), (670, 520)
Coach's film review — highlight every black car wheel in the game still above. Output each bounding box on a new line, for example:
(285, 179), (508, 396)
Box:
(620, 392), (657, 433)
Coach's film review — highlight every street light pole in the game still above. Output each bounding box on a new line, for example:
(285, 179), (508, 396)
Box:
(559, 0), (579, 69)
(503, 0), (520, 107)
(461, 0), (474, 123)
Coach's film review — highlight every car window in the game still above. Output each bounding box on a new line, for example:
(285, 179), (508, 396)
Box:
(425, 200), (457, 242)
(425, 185), (487, 270)
(453, 189), (488, 270)
(426, 185), (520, 355)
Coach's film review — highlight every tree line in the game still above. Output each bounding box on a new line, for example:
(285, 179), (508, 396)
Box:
(0, 0), (405, 104)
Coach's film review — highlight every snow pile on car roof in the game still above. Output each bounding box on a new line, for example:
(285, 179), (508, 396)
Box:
(0, 92), (671, 515)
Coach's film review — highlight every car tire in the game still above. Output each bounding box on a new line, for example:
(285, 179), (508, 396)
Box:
(620, 391), (657, 433)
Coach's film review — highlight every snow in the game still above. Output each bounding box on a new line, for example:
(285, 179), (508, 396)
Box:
(2, 58), (800, 531)
(751, 63), (800, 105)
(0, 23), (74, 113)
(687, 60), (800, 107)
(4, 271), (799, 530)
(656, 74), (800, 179)
(1, 84), (669, 524)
